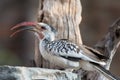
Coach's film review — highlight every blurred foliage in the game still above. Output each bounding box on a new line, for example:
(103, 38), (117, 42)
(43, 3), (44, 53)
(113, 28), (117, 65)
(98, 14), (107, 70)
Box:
(0, 49), (22, 65)
(0, 0), (38, 66)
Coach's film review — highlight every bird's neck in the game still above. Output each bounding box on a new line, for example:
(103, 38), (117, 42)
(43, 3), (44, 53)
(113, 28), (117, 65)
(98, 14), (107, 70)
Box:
(39, 33), (55, 53)
(39, 37), (51, 55)
(41, 38), (50, 45)
(40, 37), (53, 49)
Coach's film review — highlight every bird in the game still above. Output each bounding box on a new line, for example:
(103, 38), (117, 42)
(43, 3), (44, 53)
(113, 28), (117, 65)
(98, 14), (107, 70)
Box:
(10, 22), (120, 80)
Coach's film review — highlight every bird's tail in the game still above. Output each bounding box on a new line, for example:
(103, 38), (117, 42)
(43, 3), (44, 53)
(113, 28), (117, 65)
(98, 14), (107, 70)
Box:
(90, 62), (120, 80)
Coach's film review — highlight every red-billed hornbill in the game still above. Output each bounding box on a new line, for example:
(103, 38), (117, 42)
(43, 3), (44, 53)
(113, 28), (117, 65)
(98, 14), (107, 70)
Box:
(10, 22), (120, 80)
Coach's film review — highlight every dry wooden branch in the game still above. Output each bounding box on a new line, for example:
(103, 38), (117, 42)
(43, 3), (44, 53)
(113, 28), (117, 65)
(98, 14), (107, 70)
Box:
(82, 18), (120, 80)
(95, 18), (120, 69)
(0, 66), (79, 80)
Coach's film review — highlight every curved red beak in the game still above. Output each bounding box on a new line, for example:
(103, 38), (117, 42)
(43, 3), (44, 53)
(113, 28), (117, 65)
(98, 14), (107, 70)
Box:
(10, 22), (40, 37)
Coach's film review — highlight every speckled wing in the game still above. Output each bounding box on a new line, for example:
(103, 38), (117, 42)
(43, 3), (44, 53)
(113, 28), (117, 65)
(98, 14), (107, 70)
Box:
(45, 39), (80, 57)
(45, 39), (106, 64)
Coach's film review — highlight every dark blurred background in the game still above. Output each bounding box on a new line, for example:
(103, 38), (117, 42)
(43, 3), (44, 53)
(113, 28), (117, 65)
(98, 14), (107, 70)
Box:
(80, 0), (120, 76)
(0, 0), (38, 66)
(0, 0), (119, 76)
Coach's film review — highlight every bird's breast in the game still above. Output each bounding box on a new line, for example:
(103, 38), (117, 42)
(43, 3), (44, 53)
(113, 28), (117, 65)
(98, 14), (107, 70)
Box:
(39, 45), (79, 68)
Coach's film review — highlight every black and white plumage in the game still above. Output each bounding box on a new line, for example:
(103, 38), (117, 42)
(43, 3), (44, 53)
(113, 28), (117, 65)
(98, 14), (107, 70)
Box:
(11, 22), (120, 80)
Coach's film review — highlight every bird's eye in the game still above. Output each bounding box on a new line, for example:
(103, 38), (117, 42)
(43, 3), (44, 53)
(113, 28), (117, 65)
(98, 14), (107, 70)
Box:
(41, 26), (46, 30)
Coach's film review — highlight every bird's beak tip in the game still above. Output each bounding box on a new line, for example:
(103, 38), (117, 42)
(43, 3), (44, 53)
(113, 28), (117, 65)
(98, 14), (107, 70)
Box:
(10, 21), (37, 30)
(10, 21), (37, 37)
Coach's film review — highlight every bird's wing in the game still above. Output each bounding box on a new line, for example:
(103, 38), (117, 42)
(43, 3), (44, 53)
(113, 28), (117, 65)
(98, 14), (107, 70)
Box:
(83, 45), (108, 60)
(78, 44), (107, 64)
(46, 39), (80, 58)
(46, 39), (105, 64)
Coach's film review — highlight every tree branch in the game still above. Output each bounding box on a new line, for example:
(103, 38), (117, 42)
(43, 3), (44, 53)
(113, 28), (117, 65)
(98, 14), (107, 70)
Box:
(95, 18), (120, 69)
(76, 18), (120, 80)
(0, 66), (79, 80)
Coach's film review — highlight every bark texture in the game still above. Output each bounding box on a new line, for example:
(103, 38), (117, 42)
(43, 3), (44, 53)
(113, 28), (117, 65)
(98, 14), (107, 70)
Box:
(0, 66), (79, 80)
(95, 18), (120, 68)
(35, 0), (82, 68)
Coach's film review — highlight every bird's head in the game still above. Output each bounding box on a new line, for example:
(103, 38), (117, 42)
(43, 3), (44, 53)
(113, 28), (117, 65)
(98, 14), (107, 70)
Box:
(10, 22), (57, 41)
